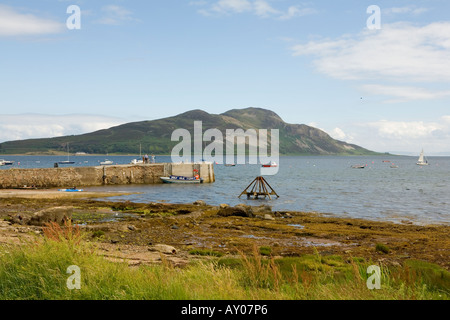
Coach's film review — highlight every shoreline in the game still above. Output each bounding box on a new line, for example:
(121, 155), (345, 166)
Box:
(0, 189), (138, 199)
(0, 190), (448, 270)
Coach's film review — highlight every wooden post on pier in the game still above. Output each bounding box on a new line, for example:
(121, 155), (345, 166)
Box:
(238, 176), (279, 200)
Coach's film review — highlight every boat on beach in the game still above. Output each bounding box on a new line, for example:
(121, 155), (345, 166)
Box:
(59, 188), (84, 192)
(160, 175), (203, 184)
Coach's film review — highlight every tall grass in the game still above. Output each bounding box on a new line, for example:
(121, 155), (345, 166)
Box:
(0, 225), (448, 300)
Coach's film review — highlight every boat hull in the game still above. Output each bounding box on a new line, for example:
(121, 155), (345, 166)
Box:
(160, 176), (203, 184)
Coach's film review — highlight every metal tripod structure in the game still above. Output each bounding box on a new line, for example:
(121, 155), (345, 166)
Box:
(238, 176), (279, 200)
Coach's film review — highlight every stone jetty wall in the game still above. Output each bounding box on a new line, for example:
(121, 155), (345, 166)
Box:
(0, 163), (215, 189)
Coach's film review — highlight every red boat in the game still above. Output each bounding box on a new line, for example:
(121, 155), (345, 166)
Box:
(262, 161), (277, 167)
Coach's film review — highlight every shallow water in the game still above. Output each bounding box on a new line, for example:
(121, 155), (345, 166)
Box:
(2, 155), (449, 225)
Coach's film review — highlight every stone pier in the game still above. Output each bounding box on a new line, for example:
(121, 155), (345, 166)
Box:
(0, 162), (215, 189)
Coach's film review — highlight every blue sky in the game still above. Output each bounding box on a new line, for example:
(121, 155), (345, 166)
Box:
(1, 0), (450, 155)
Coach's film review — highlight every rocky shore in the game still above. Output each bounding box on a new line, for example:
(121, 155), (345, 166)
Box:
(0, 189), (448, 270)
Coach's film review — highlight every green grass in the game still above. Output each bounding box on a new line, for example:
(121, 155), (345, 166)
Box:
(0, 224), (448, 300)
(188, 249), (224, 257)
(259, 246), (272, 256)
(375, 243), (390, 254)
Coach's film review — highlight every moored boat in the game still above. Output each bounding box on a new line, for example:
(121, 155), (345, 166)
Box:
(262, 161), (277, 167)
(130, 159), (144, 164)
(59, 143), (75, 164)
(160, 175), (203, 184)
(0, 160), (14, 166)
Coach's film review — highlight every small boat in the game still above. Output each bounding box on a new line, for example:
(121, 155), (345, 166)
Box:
(59, 188), (84, 192)
(59, 143), (75, 164)
(160, 175), (203, 184)
(58, 160), (75, 165)
(351, 165), (366, 169)
(416, 149), (429, 166)
(224, 163), (236, 167)
(0, 160), (14, 166)
(130, 158), (144, 164)
(131, 144), (144, 164)
(100, 160), (113, 165)
(262, 161), (277, 167)
(390, 164), (399, 168)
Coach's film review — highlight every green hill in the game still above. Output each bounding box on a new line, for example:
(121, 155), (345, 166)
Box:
(0, 108), (378, 156)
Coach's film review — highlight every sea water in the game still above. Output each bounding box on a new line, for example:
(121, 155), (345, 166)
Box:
(1, 155), (449, 225)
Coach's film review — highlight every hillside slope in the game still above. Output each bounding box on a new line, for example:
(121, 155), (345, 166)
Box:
(0, 108), (377, 156)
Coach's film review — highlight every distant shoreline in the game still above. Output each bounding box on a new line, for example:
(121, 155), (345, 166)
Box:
(1, 153), (402, 157)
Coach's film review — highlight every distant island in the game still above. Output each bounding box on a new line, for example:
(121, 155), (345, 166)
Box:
(0, 108), (379, 156)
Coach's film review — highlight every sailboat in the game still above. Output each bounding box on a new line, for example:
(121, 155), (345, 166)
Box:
(416, 149), (429, 166)
(130, 144), (144, 164)
(58, 143), (75, 164)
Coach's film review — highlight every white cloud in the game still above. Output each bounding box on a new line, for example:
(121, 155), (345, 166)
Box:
(366, 120), (443, 140)
(212, 0), (253, 14)
(292, 22), (450, 83)
(0, 5), (65, 36)
(323, 116), (450, 155)
(253, 0), (280, 18)
(278, 6), (317, 20)
(384, 6), (430, 16)
(330, 127), (348, 141)
(96, 5), (138, 25)
(196, 0), (315, 20)
(292, 21), (450, 103)
(0, 114), (125, 143)
(361, 84), (450, 103)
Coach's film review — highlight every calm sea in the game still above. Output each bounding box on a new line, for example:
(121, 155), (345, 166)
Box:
(1, 155), (449, 225)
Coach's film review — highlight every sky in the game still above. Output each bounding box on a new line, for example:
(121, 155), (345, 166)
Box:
(1, 0), (450, 155)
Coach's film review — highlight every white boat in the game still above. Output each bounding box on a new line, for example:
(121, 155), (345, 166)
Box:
(130, 144), (144, 164)
(160, 175), (203, 184)
(262, 161), (277, 167)
(130, 158), (144, 164)
(0, 160), (14, 166)
(416, 149), (429, 166)
(100, 160), (113, 165)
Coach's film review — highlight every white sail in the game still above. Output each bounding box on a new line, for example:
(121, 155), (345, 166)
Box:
(416, 149), (429, 166)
